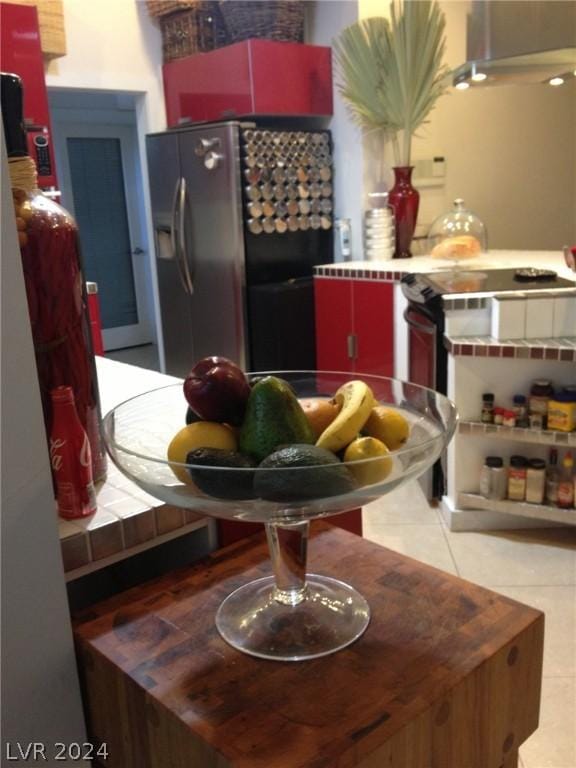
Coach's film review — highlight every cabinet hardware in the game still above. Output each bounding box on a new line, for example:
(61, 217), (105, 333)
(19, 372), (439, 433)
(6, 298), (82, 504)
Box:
(347, 333), (357, 360)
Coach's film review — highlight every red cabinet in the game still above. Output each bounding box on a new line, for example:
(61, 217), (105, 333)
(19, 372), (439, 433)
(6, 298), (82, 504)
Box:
(0, 2), (57, 189)
(314, 278), (394, 377)
(163, 39), (333, 127)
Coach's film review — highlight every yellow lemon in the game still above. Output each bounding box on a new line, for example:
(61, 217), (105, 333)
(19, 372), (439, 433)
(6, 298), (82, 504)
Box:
(167, 422), (237, 484)
(363, 406), (410, 450)
(343, 436), (392, 487)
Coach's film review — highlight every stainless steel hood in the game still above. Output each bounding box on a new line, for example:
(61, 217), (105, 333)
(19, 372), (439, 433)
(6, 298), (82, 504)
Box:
(453, 1), (576, 87)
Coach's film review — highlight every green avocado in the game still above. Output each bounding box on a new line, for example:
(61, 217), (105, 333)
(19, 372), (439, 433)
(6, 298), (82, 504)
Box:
(186, 448), (256, 500)
(239, 376), (314, 462)
(254, 444), (357, 502)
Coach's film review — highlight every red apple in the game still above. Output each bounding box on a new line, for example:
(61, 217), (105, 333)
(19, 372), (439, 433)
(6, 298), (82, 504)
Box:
(183, 356), (250, 426)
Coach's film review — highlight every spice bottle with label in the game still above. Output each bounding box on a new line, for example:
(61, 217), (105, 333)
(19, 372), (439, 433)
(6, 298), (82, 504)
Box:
(547, 388), (576, 432)
(493, 407), (504, 426)
(526, 459), (546, 504)
(481, 393), (495, 423)
(508, 455), (527, 501)
(502, 410), (516, 428)
(546, 448), (560, 506)
(480, 456), (507, 500)
(529, 380), (554, 429)
(557, 452), (575, 509)
(512, 394), (529, 428)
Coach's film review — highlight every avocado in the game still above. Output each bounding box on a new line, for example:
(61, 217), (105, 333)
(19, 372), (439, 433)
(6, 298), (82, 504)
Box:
(186, 448), (257, 500)
(239, 376), (314, 462)
(254, 444), (357, 502)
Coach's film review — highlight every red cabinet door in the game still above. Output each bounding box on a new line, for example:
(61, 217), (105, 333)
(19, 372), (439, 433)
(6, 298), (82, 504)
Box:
(353, 281), (394, 377)
(314, 278), (353, 372)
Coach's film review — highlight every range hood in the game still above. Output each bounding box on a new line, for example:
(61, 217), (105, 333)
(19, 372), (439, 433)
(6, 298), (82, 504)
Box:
(453, 1), (576, 87)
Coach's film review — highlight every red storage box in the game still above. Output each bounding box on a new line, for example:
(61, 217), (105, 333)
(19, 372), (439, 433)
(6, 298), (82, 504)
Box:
(163, 39), (333, 126)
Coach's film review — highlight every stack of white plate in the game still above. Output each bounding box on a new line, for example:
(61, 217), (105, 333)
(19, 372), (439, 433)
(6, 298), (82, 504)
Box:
(364, 207), (395, 261)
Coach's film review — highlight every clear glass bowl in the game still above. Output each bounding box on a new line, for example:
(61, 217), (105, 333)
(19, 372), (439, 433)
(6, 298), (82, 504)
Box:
(427, 198), (487, 264)
(103, 371), (457, 662)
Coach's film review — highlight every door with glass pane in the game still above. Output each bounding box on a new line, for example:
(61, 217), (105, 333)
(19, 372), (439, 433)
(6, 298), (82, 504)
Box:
(54, 122), (152, 350)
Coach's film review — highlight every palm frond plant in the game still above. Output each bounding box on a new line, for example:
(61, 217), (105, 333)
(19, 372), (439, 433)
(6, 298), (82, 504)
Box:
(334, 0), (449, 167)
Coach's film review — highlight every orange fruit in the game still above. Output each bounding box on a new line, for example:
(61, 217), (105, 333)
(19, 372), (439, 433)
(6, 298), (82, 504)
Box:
(363, 406), (410, 451)
(299, 397), (341, 440)
(343, 436), (392, 486)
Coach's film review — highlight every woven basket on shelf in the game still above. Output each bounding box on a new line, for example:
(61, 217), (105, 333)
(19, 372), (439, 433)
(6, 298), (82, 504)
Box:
(160, 2), (228, 62)
(219, 0), (304, 44)
(147, 1), (196, 18)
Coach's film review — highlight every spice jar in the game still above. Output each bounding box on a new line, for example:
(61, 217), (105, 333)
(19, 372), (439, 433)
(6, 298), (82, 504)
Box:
(481, 393), (495, 423)
(480, 456), (507, 500)
(529, 379), (554, 429)
(508, 455), (527, 501)
(529, 412), (544, 430)
(493, 407), (504, 426)
(1, 73), (106, 482)
(526, 459), (546, 504)
(502, 410), (516, 428)
(547, 388), (576, 432)
(512, 394), (529, 428)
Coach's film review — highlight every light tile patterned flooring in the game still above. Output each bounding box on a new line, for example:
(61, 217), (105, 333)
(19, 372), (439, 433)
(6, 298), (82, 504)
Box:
(362, 483), (576, 768)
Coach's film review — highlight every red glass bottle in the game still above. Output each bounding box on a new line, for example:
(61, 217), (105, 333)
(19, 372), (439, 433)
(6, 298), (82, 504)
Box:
(1, 72), (106, 482)
(50, 386), (97, 519)
(388, 166), (420, 259)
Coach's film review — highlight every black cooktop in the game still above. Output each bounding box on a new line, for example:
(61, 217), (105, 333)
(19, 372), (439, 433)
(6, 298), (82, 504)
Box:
(424, 267), (575, 295)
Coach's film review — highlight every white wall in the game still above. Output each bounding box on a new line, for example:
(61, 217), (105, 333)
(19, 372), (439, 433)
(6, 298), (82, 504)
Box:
(307, 0), (364, 261)
(46, 0), (167, 365)
(46, 0), (165, 133)
(1, 136), (86, 765)
(358, 0), (576, 251)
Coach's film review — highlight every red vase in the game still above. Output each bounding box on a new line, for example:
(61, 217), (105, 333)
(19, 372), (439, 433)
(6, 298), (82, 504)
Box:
(388, 166), (420, 259)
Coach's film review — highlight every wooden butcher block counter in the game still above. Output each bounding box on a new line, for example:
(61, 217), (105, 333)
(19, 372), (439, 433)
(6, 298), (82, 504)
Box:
(73, 524), (544, 768)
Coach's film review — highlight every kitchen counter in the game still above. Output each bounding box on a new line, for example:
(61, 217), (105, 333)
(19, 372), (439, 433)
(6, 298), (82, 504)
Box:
(315, 250), (576, 281)
(59, 357), (216, 580)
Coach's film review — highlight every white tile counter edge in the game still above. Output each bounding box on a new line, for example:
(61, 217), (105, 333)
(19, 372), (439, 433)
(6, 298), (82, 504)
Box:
(315, 250), (576, 281)
(59, 356), (215, 579)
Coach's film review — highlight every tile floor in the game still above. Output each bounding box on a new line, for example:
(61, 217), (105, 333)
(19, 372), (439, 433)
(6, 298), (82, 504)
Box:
(362, 482), (576, 768)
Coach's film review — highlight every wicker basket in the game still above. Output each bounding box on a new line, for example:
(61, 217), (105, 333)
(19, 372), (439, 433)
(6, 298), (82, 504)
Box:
(219, 1), (304, 44)
(147, 1), (196, 18)
(161, 3), (228, 62)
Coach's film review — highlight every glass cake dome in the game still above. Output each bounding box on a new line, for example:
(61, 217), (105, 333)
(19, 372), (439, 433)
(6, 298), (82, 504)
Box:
(427, 198), (487, 262)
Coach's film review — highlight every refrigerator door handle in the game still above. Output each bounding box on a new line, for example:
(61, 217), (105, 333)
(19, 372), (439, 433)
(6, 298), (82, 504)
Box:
(178, 178), (195, 295)
(170, 177), (191, 296)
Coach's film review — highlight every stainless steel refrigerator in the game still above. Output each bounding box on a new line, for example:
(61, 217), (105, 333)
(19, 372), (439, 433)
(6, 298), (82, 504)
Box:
(146, 121), (333, 377)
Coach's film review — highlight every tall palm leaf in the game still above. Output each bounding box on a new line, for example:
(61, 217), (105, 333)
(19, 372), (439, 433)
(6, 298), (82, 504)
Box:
(334, 0), (449, 166)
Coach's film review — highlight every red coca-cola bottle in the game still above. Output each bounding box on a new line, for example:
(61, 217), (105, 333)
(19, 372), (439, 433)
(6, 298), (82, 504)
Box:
(50, 386), (97, 519)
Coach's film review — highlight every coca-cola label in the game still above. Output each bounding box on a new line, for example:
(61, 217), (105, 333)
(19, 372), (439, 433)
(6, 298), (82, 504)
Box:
(50, 437), (65, 472)
(50, 430), (96, 518)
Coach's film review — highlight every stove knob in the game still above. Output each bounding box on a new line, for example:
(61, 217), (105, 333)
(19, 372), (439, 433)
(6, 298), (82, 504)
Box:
(422, 286), (435, 299)
(403, 274), (417, 285)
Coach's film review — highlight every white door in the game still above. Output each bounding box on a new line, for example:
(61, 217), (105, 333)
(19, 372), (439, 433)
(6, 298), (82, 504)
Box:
(54, 122), (153, 350)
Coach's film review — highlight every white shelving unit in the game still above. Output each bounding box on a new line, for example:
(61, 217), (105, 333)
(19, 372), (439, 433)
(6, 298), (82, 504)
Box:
(445, 337), (576, 531)
(459, 492), (576, 527)
(458, 421), (576, 448)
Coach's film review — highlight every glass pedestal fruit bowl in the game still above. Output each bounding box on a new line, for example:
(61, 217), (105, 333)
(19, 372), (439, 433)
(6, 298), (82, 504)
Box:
(103, 371), (457, 662)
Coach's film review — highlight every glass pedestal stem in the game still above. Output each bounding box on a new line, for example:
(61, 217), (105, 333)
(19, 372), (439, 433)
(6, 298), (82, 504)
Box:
(266, 521), (309, 606)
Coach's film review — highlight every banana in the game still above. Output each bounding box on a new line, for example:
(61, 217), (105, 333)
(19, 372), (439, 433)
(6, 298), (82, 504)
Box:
(316, 380), (376, 453)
